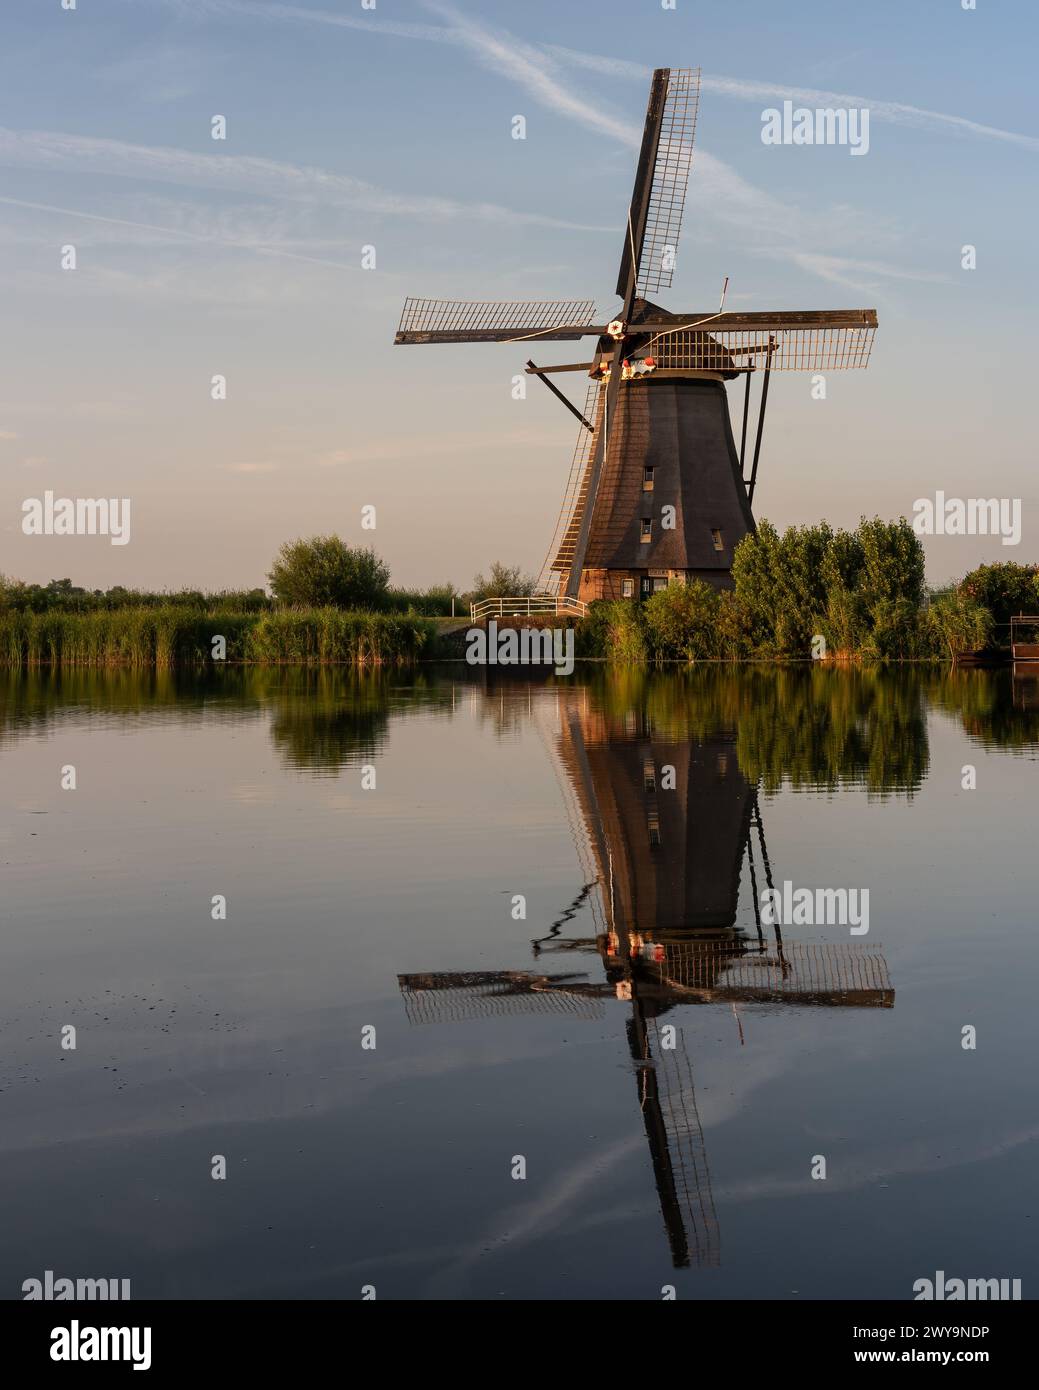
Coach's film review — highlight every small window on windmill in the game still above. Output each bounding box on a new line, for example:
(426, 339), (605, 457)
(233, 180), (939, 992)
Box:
(643, 465), (654, 491)
(648, 811), (661, 848)
(621, 578), (634, 598)
(643, 757), (655, 793)
(711, 527), (725, 551)
(640, 518), (653, 543)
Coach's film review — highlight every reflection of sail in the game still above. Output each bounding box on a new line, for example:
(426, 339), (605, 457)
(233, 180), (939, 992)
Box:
(646, 939), (893, 1006)
(398, 680), (895, 1274)
(631, 1014), (719, 1267)
(398, 971), (604, 1024)
(645, 1017), (717, 1267)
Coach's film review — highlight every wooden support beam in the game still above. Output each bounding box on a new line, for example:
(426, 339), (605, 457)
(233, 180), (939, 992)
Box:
(523, 361), (595, 374)
(747, 339), (774, 507)
(527, 360), (593, 431)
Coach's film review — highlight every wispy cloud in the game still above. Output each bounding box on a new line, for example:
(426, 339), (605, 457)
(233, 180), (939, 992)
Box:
(161, 0), (452, 44)
(421, 0), (640, 150)
(165, 2), (1039, 154)
(525, 47), (1039, 153)
(777, 251), (954, 296)
(0, 130), (605, 234)
(220, 461), (279, 473)
(701, 74), (1039, 154)
(0, 195), (358, 272)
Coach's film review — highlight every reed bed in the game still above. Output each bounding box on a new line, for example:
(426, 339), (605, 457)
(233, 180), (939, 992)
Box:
(0, 608), (435, 667)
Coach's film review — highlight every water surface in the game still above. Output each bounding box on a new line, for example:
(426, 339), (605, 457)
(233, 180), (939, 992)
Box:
(1, 665), (1037, 1299)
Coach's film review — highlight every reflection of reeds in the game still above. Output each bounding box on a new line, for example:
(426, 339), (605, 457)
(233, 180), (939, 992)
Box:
(0, 608), (435, 668)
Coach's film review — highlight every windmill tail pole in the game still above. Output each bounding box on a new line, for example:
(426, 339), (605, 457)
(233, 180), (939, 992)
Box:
(747, 338), (775, 507)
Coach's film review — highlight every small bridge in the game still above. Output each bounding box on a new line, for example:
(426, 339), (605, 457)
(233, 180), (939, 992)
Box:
(470, 595), (588, 621)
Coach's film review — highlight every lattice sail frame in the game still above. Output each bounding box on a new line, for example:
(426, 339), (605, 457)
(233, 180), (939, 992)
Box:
(646, 323), (877, 372)
(638, 68), (700, 295)
(396, 297), (598, 342)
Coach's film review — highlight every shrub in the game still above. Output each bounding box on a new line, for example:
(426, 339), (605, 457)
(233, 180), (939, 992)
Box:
(268, 537), (390, 610)
(926, 592), (994, 659)
(644, 580), (719, 661)
(577, 599), (648, 662)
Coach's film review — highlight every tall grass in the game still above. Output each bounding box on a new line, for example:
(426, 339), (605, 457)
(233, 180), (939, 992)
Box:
(245, 610), (435, 665)
(0, 607), (435, 667)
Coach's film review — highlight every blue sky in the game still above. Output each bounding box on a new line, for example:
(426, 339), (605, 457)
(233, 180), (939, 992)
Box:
(1, 0), (1035, 589)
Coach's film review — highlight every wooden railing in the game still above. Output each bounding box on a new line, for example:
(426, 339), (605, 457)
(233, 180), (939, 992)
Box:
(470, 595), (588, 621)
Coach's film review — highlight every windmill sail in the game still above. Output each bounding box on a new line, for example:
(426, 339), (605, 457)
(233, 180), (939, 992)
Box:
(639, 309), (878, 372)
(616, 68), (701, 300)
(637, 69), (701, 295)
(395, 297), (599, 344)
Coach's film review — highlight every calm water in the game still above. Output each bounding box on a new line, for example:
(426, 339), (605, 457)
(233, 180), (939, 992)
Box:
(1, 664), (1037, 1300)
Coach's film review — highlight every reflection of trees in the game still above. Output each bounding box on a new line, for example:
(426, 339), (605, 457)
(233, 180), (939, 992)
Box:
(0, 666), (264, 743)
(5, 665), (1037, 778)
(583, 667), (929, 799)
(735, 669), (928, 798)
(267, 670), (392, 770)
(926, 669), (1039, 752)
(266, 669), (455, 771)
(0, 667), (457, 772)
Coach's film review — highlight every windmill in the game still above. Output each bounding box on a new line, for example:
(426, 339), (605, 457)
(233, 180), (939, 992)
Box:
(394, 68), (878, 607)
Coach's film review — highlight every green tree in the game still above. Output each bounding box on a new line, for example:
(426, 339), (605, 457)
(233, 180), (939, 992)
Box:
(957, 562), (1039, 627)
(857, 516), (925, 611)
(470, 562), (535, 600)
(267, 537), (390, 610)
(732, 521), (832, 657)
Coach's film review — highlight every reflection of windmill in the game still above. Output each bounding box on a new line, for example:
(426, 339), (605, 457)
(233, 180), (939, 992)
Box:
(399, 688), (893, 1269)
(394, 68), (878, 604)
